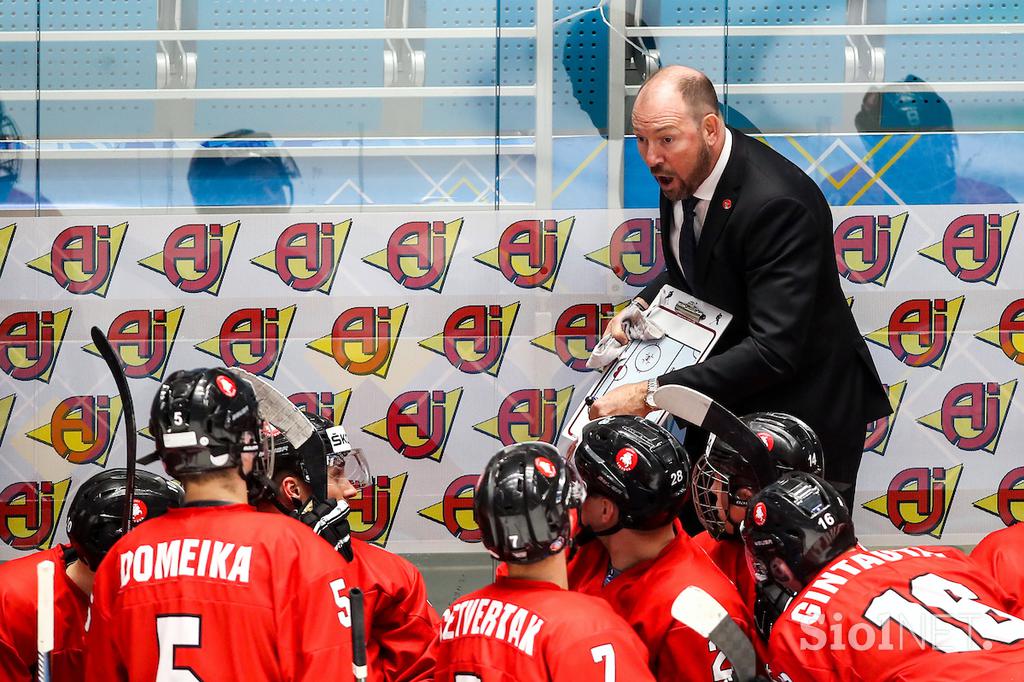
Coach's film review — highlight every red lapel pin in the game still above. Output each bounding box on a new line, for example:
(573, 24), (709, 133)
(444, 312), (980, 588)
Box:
(722, 199), (733, 210)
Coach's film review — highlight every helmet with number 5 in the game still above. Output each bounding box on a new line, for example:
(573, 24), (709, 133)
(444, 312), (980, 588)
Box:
(574, 415), (690, 531)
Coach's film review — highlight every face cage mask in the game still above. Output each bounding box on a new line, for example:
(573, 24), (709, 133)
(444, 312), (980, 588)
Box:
(245, 429), (281, 507)
(691, 455), (743, 541)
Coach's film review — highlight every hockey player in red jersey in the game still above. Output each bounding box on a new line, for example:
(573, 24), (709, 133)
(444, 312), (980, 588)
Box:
(253, 410), (440, 682)
(745, 471), (1024, 682)
(691, 411), (823, 611)
(0, 469), (181, 682)
(568, 416), (761, 681)
(972, 522), (1024, 612)
(84, 367), (356, 681)
(436, 441), (655, 682)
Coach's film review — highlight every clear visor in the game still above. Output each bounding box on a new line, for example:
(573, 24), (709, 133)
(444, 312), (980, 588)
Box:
(691, 455), (733, 540)
(326, 447), (372, 491)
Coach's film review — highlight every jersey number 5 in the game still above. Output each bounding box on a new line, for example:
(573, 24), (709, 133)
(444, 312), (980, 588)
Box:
(156, 615), (203, 681)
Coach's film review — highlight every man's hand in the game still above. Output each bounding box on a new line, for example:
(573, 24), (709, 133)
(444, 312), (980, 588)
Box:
(605, 298), (649, 345)
(588, 381), (653, 419)
(299, 498), (355, 561)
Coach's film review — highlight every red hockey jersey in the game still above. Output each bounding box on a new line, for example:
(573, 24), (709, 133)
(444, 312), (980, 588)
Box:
(568, 524), (760, 682)
(692, 531), (757, 610)
(435, 576), (654, 681)
(0, 545), (88, 682)
(84, 503), (354, 681)
(766, 545), (1024, 682)
(348, 537), (440, 682)
(971, 523), (1024, 612)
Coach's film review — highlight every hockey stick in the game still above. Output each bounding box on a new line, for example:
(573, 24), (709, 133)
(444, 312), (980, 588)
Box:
(350, 587), (368, 682)
(226, 368), (326, 502)
(36, 559), (54, 682)
(90, 326), (137, 533)
(652, 385), (768, 459)
(671, 585), (758, 682)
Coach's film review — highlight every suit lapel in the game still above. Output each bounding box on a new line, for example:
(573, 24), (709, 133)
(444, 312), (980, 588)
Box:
(696, 128), (747, 285)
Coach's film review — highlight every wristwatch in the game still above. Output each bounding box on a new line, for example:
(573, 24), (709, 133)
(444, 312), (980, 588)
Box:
(644, 377), (659, 409)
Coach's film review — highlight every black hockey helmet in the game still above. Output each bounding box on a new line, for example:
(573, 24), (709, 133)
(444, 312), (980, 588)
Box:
(574, 416), (689, 531)
(66, 469), (184, 570)
(148, 368), (264, 478)
(693, 412), (823, 539)
(272, 410), (371, 490)
(743, 471), (857, 595)
(475, 442), (584, 564)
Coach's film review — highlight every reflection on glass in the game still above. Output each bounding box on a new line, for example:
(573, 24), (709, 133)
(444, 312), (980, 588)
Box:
(187, 130), (301, 208)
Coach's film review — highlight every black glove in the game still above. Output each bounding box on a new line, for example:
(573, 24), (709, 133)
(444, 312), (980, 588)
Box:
(299, 498), (355, 562)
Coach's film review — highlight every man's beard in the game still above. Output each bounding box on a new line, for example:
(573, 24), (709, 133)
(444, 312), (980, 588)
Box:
(656, 140), (715, 202)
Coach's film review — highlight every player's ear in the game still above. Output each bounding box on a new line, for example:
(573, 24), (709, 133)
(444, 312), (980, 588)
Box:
(280, 475), (303, 501)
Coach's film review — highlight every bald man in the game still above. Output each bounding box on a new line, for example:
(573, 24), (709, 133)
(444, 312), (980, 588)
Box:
(591, 66), (889, 508)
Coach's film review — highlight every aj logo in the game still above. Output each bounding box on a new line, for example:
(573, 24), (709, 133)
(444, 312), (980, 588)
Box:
(585, 217), (664, 286)
(866, 297), (964, 370)
(0, 223), (15, 278)
(532, 302), (630, 372)
(475, 217), (574, 290)
(288, 390), (353, 426)
(974, 467), (1024, 527)
(0, 479), (72, 551)
(307, 305), (408, 379)
(82, 308), (184, 381)
(363, 388), (462, 462)
(364, 218), (463, 293)
(26, 395), (124, 466)
(919, 211), (1018, 284)
(251, 220), (350, 294)
(863, 381), (907, 456)
(0, 308), (72, 383)
(917, 380), (1016, 453)
(864, 465), (962, 539)
(349, 473), (409, 548)
(28, 223), (128, 297)
(473, 387), (575, 446)
(195, 306), (296, 379)
(139, 221), (240, 295)
(418, 475), (482, 543)
(976, 298), (1024, 366)
(834, 212), (909, 286)
(420, 303), (519, 377)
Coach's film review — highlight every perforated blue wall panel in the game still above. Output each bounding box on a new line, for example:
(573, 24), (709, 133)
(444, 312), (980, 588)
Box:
(3, 0), (155, 30)
(887, 2), (1022, 23)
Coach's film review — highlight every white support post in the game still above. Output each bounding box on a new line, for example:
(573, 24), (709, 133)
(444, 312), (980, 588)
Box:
(607, 0), (627, 209)
(533, 0), (554, 209)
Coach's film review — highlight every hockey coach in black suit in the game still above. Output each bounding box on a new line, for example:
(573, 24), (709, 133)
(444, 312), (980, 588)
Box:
(590, 65), (891, 507)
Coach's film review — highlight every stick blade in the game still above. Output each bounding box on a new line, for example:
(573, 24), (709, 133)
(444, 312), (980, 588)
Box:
(671, 585), (727, 638)
(653, 385), (768, 457)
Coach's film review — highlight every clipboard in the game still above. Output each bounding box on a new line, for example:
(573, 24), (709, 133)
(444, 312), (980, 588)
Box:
(562, 285), (732, 442)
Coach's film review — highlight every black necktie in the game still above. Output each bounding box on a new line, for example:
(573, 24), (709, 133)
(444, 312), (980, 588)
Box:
(679, 196), (700, 293)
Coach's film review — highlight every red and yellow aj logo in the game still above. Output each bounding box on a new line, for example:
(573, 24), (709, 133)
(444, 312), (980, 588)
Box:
(532, 301), (630, 372)
(82, 308), (184, 382)
(974, 466), (1024, 527)
(26, 395), (124, 466)
(420, 303), (518, 377)
(251, 220), (350, 294)
(919, 211), (1018, 285)
(917, 380), (1016, 453)
(363, 388), (463, 462)
(475, 217), (574, 291)
(139, 221), (240, 295)
(473, 387), (575, 446)
(863, 381), (907, 456)
(0, 479), (72, 551)
(288, 390), (353, 426)
(834, 212), (908, 286)
(866, 297), (964, 370)
(864, 465), (963, 539)
(195, 306), (296, 379)
(585, 217), (664, 287)
(364, 218), (463, 293)
(349, 473), (409, 548)
(0, 224), (15, 278)
(28, 223), (128, 297)
(975, 298), (1024, 366)
(307, 305), (408, 379)
(418, 475), (481, 543)
(0, 308), (72, 383)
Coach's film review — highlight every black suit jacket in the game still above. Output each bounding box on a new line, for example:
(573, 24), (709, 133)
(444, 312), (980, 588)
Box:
(640, 129), (891, 475)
